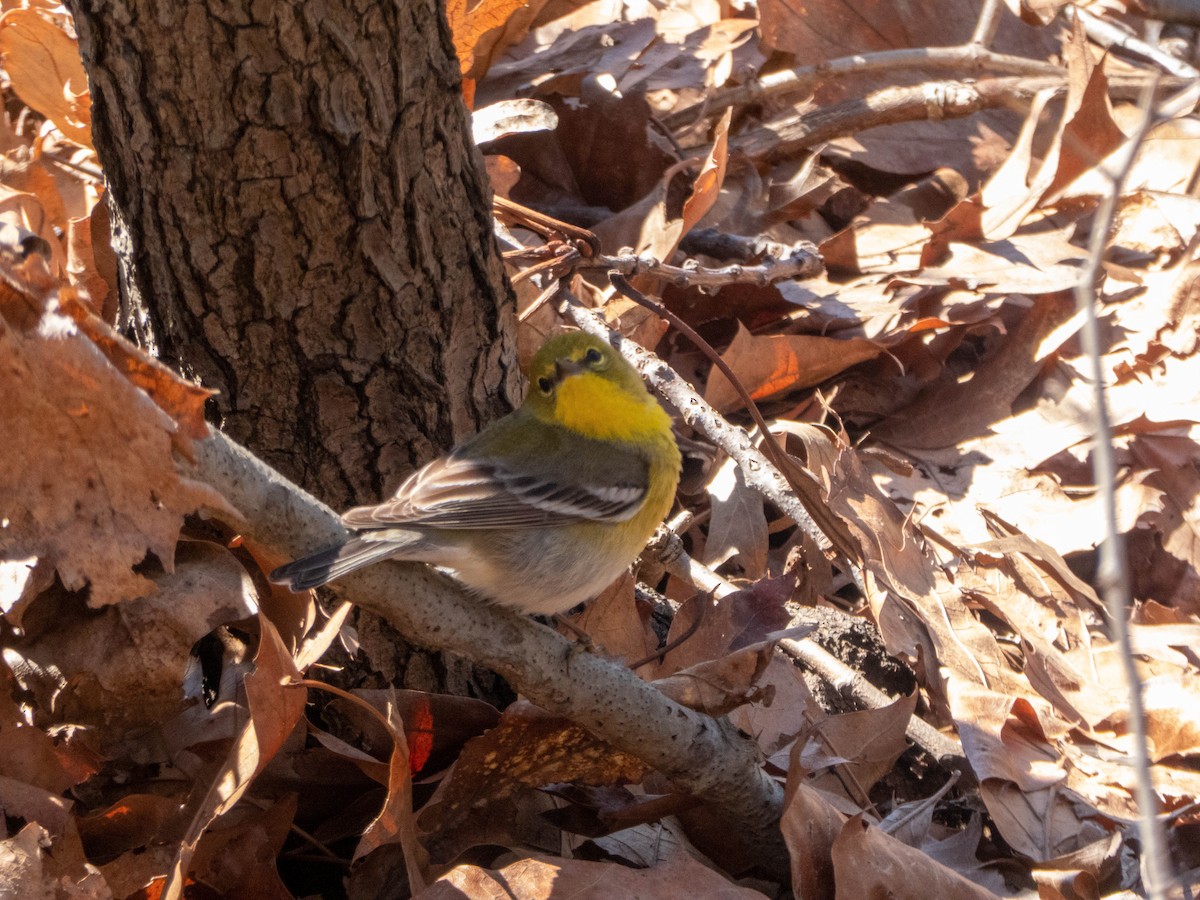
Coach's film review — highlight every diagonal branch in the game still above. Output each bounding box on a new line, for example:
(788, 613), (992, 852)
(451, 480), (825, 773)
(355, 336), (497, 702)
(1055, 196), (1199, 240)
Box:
(190, 430), (792, 881)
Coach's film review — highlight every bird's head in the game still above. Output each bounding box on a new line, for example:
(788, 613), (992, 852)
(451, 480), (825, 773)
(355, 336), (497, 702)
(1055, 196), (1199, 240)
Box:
(524, 332), (660, 440)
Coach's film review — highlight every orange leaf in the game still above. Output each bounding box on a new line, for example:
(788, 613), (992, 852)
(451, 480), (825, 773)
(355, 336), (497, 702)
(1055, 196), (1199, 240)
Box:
(704, 323), (883, 412)
(680, 107), (732, 239)
(446, 0), (528, 82)
(0, 10), (92, 148)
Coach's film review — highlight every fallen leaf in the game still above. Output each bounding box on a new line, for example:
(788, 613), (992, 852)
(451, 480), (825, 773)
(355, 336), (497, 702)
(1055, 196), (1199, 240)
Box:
(0, 9), (92, 147)
(705, 322), (883, 412)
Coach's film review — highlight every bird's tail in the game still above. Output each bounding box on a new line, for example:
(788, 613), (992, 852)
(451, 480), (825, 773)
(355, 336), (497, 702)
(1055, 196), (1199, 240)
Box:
(269, 537), (404, 592)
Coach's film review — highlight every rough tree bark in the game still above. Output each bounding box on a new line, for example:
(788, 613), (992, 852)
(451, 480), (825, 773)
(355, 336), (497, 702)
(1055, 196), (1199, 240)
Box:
(66, 0), (519, 511)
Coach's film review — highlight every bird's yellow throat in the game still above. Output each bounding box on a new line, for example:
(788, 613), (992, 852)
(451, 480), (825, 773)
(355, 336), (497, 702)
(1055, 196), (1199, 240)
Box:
(553, 372), (670, 442)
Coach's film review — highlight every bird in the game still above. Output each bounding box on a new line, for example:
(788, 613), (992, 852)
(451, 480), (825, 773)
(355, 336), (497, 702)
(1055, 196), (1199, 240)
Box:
(269, 332), (681, 615)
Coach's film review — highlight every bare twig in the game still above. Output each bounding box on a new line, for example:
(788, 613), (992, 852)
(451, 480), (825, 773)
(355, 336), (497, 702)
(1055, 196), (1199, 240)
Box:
(735, 76), (1059, 162)
(595, 245), (823, 289)
(1069, 5), (1200, 80)
(970, 0), (1005, 47)
(663, 47), (1062, 131)
(732, 74), (1183, 163)
(190, 431), (792, 881)
(1073, 77), (1174, 897)
(1128, 0), (1200, 27)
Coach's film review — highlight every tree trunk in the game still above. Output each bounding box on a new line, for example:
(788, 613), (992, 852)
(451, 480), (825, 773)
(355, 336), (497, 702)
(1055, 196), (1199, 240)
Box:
(66, 0), (519, 509)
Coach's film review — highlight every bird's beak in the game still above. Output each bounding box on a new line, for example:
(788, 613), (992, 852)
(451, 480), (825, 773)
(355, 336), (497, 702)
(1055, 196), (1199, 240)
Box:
(555, 356), (584, 381)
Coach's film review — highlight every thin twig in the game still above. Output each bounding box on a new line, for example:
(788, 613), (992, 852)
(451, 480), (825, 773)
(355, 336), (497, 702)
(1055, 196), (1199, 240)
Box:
(1073, 75), (1174, 898)
(591, 247), (822, 289)
(1069, 5), (1200, 80)
(1127, 0), (1200, 27)
(970, 0), (1005, 47)
(517, 279), (560, 322)
(663, 47), (1062, 131)
(731, 74), (1182, 163)
(734, 76), (1056, 161)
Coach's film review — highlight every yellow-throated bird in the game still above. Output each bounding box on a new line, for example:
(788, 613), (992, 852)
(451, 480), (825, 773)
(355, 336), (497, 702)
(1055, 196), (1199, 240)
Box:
(270, 332), (681, 615)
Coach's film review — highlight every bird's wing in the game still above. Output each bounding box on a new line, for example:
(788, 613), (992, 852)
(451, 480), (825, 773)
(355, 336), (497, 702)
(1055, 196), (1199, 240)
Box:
(341, 450), (647, 530)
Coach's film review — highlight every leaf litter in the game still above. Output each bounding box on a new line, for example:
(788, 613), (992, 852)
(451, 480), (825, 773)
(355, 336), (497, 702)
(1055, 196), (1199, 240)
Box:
(1, 0), (1199, 897)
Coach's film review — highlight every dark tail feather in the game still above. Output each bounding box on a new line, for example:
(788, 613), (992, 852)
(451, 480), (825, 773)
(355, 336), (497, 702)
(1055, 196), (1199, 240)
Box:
(269, 538), (401, 591)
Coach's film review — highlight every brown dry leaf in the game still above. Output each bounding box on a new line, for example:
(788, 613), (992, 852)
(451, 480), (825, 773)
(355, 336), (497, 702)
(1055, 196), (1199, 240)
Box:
(950, 683), (1117, 862)
(353, 699), (430, 896)
(619, 17), (757, 100)
(445, 0), (528, 83)
(800, 690), (917, 800)
(591, 161), (690, 262)
(546, 84), (676, 216)
(679, 107), (732, 238)
(75, 792), (184, 863)
(1113, 251), (1200, 362)
(0, 663), (98, 794)
(346, 689), (501, 777)
(186, 794), (297, 900)
(780, 776), (846, 900)
(0, 821), (111, 899)
(484, 154), (520, 199)
(563, 570), (657, 670)
(0, 283), (224, 606)
(704, 453), (768, 578)
(972, 20), (1099, 238)
(875, 292), (1077, 449)
(0, 9), (92, 148)
(651, 635), (777, 717)
(831, 815), (1003, 899)
(1117, 114), (1200, 195)
(968, 86), (1061, 240)
(904, 225), (1089, 295)
(918, 814), (1011, 896)
(480, 19), (659, 111)
(796, 427), (1104, 863)
(656, 579), (794, 677)
(1109, 192), (1200, 258)
(421, 850), (763, 899)
(471, 98), (558, 146)
(66, 207), (112, 320)
(583, 815), (700, 868)
(705, 322), (883, 412)
(836, 196), (927, 274)
(734, 652), (822, 759)
(759, 0), (1048, 68)
(756, 0), (1056, 181)
(57, 289), (215, 446)
(603, 293), (669, 350)
(0, 775), (108, 898)
(419, 701), (646, 837)
(0, 154), (71, 236)
(1131, 432), (1200, 614)
(162, 614), (307, 900)
(1042, 49), (1125, 200)
(0, 183), (66, 277)
(1137, 672), (1200, 760)
(5, 540), (259, 749)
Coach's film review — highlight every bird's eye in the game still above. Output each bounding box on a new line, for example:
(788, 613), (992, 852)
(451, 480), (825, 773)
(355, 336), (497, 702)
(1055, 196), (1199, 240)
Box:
(584, 347), (603, 365)
(537, 376), (553, 394)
